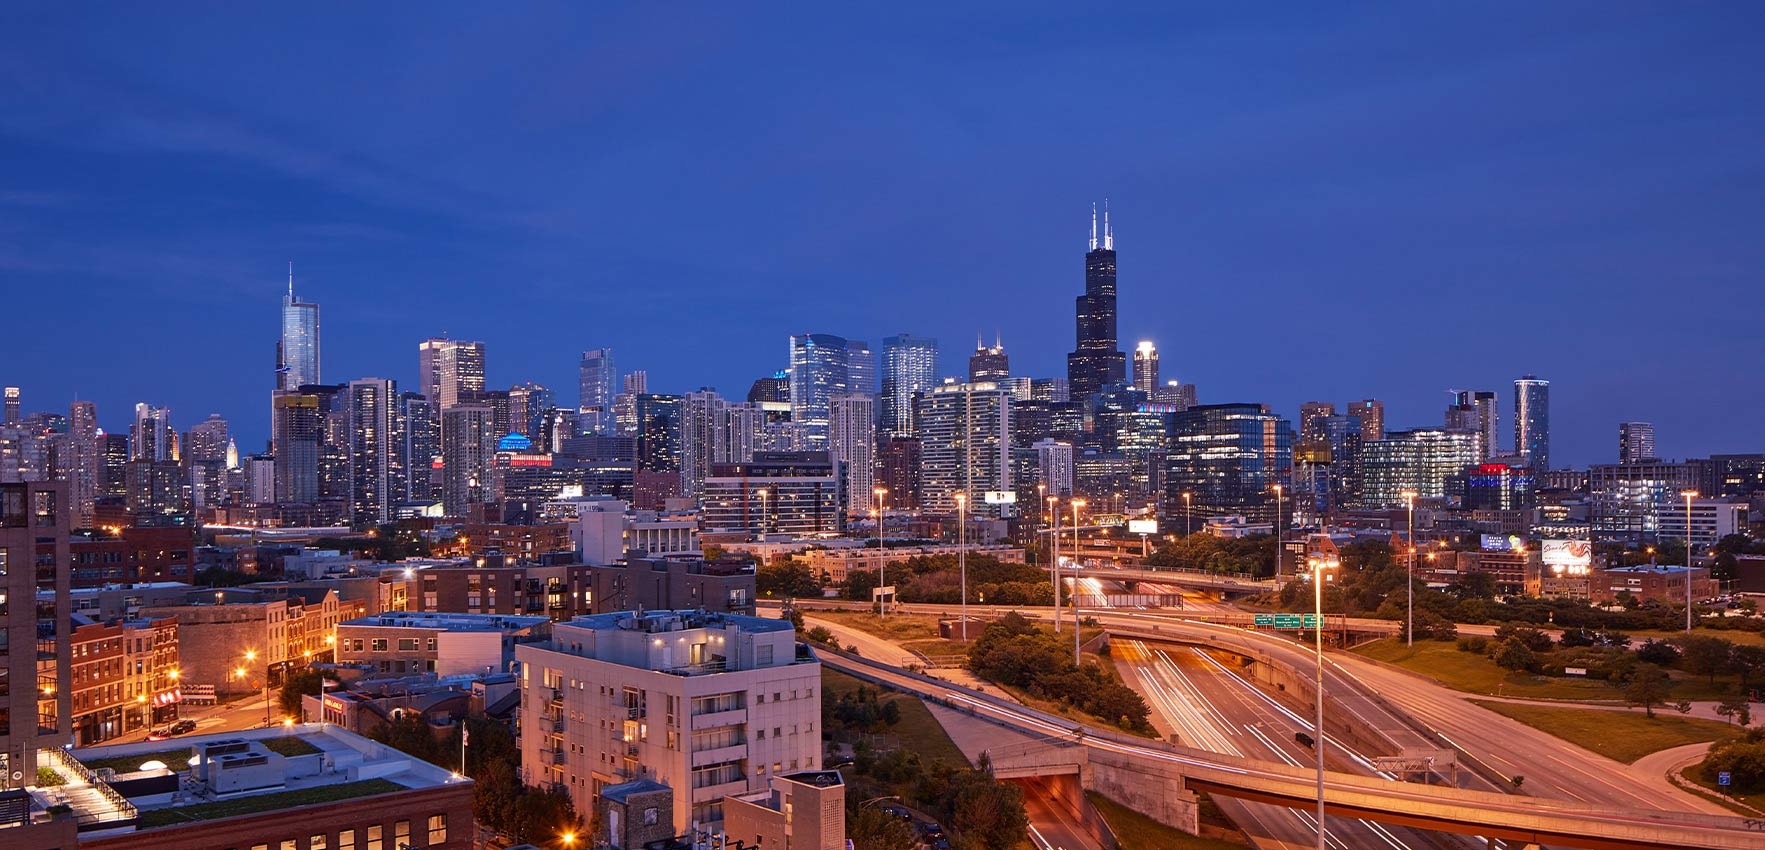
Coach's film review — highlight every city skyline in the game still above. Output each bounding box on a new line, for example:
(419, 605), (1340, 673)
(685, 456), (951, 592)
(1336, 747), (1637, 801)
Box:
(3, 6), (1763, 467)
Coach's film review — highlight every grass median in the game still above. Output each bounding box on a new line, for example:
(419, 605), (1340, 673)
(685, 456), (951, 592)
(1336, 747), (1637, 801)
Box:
(1087, 791), (1245, 849)
(1469, 700), (1740, 763)
(822, 668), (970, 767)
(1355, 638), (1621, 700)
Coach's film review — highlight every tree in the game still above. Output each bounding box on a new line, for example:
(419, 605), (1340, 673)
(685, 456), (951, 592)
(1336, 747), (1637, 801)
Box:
(1493, 624), (1553, 653)
(1716, 695), (1753, 727)
(1635, 639), (1681, 666)
(1677, 634), (1736, 684)
(371, 712), (446, 764)
(948, 770), (1029, 850)
(846, 804), (919, 850)
(278, 669), (333, 720)
(1448, 571), (1499, 601)
(1732, 645), (1765, 692)
(757, 562), (822, 598)
(1625, 666), (1674, 718)
(1493, 639), (1538, 673)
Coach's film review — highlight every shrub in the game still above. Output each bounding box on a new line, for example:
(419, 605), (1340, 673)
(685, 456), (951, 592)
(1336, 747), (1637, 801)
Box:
(1635, 639), (1682, 666)
(1457, 636), (1489, 654)
(1493, 638), (1538, 672)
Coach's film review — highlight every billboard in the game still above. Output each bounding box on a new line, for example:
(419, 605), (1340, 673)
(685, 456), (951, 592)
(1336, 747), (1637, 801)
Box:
(1541, 539), (1592, 568)
(1481, 534), (1524, 552)
(1128, 519), (1159, 535)
(983, 491), (1017, 505)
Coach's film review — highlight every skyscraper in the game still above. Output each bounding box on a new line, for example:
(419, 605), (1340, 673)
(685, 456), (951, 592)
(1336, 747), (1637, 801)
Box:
(401, 392), (441, 502)
(968, 334), (1010, 383)
(634, 393), (684, 473)
(1348, 399), (1385, 443)
(829, 393), (877, 517)
(99, 431), (129, 499)
(186, 414), (231, 463)
(441, 403), (496, 516)
(131, 403), (172, 461)
(347, 378), (401, 526)
(789, 333), (857, 448)
(68, 400), (98, 527)
(1619, 422), (1657, 464)
(914, 382), (1011, 517)
(1066, 203), (1125, 400)
(1514, 375), (1551, 472)
(880, 334), (938, 441)
(1131, 341), (1159, 395)
(278, 263), (321, 391)
(577, 348), (616, 435)
(1163, 403), (1293, 522)
(418, 338), (486, 410)
(508, 382), (554, 437)
(272, 391), (322, 505)
(1298, 402), (1337, 445)
(2, 386), (17, 424)
(680, 389), (727, 498)
(845, 339), (876, 396)
(1444, 390), (1498, 461)
(1, 480), (71, 791)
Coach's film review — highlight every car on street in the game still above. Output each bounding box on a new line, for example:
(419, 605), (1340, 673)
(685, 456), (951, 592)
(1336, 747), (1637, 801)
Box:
(170, 719), (197, 734)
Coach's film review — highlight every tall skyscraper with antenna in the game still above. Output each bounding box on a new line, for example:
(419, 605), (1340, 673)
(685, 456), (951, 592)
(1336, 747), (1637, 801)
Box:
(1067, 202), (1125, 400)
(278, 262), (321, 391)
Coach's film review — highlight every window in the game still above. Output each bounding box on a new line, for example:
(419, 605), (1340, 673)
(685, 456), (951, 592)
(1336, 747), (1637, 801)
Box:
(398, 638), (419, 652)
(370, 639), (388, 652)
(427, 638), (437, 651)
(427, 815), (447, 845)
(338, 829), (355, 850)
(311, 834), (327, 850)
(394, 820), (410, 846)
(366, 825), (382, 850)
(281, 840), (298, 850)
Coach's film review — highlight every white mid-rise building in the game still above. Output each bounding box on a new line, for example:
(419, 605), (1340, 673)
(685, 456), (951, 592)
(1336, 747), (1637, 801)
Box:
(517, 610), (820, 834)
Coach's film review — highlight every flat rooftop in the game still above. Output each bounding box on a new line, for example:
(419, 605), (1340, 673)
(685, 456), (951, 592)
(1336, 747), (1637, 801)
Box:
(565, 608), (795, 635)
(340, 611), (551, 632)
(51, 723), (468, 833)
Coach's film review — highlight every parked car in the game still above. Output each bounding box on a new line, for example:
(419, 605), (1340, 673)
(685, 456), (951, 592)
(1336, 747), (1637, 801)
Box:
(145, 728), (173, 742)
(170, 719), (197, 734)
(1294, 731), (1315, 749)
(880, 805), (913, 821)
(917, 821), (944, 838)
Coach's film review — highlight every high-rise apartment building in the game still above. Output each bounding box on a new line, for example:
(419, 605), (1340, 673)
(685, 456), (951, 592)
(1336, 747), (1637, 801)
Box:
(2, 387), (17, 425)
(788, 333), (858, 448)
(400, 392), (440, 502)
(1298, 402), (1337, 445)
(635, 394), (684, 474)
(2, 481), (72, 793)
(1348, 399), (1384, 443)
(516, 610), (821, 836)
(508, 382), (554, 438)
(880, 334), (937, 441)
(968, 334), (1010, 383)
(1066, 203), (1125, 400)
(99, 431), (129, 500)
(845, 339), (875, 396)
(703, 452), (843, 535)
(67, 401), (99, 527)
(441, 404), (497, 516)
(1445, 390), (1498, 461)
(185, 414), (230, 463)
(278, 265), (321, 391)
(1035, 439), (1075, 498)
(578, 348), (617, 435)
(272, 391), (323, 505)
(914, 382), (1011, 517)
(419, 338), (486, 411)
(1619, 422), (1657, 464)
(347, 378), (403, 526)
(131, 403), (173, 462)
(1132, 341), (1159, 395)
(1589, 461), (1699, 543)
(828, 394), (876, 517)
(679, 390), (726, 498)
(877, 437), (922, 510)
(1514, 375), (1551, 472)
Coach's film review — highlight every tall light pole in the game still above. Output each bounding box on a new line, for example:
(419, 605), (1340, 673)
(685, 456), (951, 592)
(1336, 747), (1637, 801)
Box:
(1306, 554), (1340, 850)
(1049, 495), (1062, 633)
(1277, 483), (1291, 585)
(755, 487), (769, 536)
(956, 492), (969, 640)
(1401, 490), (1418, 648)
(1071, 499), (1086, 666)
(874, 487), (889, 618)
(245, 649), (268, 727)
(1683, 489), (1699, 634)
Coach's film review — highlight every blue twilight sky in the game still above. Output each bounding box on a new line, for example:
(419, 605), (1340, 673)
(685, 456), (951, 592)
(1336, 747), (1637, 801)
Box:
(1, 4), (1762, 467)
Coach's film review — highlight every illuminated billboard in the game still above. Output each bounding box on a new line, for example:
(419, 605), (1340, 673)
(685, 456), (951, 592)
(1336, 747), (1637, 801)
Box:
(1541, 539), (1592, 568)
(983, 491), (1017, 505)
(1127, 519), (1159, 535)
(1481, 534), (1524, 552)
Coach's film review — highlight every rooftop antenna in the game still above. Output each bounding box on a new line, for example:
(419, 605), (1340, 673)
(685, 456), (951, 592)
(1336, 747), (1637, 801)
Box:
(287, 261), (295, 301)
(1103, 198), (1114, 250)
(1089, 203), (1098, 251)
(994, 329), (1002, 350)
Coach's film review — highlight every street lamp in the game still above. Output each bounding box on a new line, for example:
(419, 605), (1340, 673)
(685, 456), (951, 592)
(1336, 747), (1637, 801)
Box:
(1401, 490), (1418, 647)
(874, 487), (889, 618)
(1683, 489), (1699, 633)
(755, 487), (769, 536)
(955, 492), (969, 640)
(1304, 554), (1341, 850)
(1048, 496), (1062, 634)
(244, 650), (269, 727)
(1071, 499), (1087, 666)
(1273, 484), (1284, 580)
(1182, 491), (1193, 538)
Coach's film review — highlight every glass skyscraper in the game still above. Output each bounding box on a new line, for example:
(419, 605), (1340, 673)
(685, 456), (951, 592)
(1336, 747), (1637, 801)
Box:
(1514, 375), (1550, 472)
(578, 348), (616, 435)
(1164, 403), (1293, 522)
(279, 265), (320, 391)
(789, 333), (860, 448)
(880, 334), (938, 441)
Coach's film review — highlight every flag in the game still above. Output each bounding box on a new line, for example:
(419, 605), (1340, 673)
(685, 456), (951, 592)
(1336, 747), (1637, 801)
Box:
(461, 724), (469, 746)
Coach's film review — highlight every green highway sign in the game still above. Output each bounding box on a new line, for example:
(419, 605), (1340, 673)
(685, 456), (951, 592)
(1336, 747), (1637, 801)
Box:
(1254, 613), (1321, 629)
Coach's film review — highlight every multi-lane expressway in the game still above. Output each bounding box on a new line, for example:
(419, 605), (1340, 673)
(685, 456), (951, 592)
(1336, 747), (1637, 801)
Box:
(791, 601), (1756, 849)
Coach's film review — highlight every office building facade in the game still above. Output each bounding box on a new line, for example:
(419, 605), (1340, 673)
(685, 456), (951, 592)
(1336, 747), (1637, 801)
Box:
(278, 266), (320, 391)
(1619, 422), (1657, 464)
(1514, 375), (1550, 472)
(880, 334), (938, 441)
(579, 348), (617, 435)
(914, 383), (1011, 517)
(1067, 204), (1125, 400)
(1164, 403), (1293, 522)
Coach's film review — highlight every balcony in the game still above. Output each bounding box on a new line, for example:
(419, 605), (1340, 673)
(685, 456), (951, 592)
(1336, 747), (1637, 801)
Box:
(625, 704), (644, 720)
(547, 688), (564, 707)
(690, 708), (746, 731)
(542, 715), (567, 735)
(691, 743), (749, 769)
(690, 778), (751, 804)
(542, 746), (567, 766)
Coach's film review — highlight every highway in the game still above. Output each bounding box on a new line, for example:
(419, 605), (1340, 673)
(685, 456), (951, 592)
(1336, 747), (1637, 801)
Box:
(1116, 638), (1473, 850)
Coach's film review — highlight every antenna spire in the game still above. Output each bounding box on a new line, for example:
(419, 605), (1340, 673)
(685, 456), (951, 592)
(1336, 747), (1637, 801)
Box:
(1089, 203), (1098, 251)
(1103, 199), (1114, 250)
(994, 329), (1002, 350)
(287, 261), (294, 301)
(976, 331), (984, 351)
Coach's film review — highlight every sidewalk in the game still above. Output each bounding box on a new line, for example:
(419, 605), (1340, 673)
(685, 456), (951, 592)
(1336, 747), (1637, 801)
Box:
(804, 616), (1009, 699)
(1467, 692), (1758, 727)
